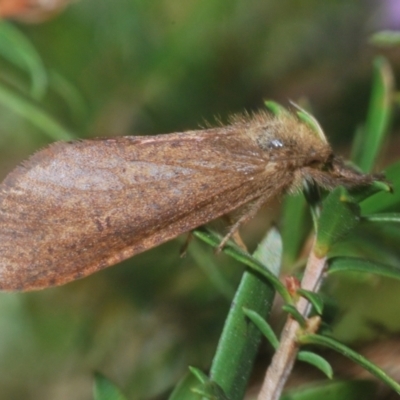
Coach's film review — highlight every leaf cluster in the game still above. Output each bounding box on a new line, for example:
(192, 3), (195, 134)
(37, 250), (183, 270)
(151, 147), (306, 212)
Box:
(162, 56), (400, 400)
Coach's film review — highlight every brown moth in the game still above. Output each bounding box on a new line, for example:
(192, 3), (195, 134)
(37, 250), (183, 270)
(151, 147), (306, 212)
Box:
(0, 111), (377, 291)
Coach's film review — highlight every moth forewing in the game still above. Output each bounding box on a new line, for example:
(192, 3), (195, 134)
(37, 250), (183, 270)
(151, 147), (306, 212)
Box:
(0, 111), (378, 291)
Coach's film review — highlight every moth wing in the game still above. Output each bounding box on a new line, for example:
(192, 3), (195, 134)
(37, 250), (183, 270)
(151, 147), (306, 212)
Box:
(0, 130), (270, 290)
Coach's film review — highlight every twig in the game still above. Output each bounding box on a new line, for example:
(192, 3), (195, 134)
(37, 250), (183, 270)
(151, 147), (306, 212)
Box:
(257, 237), (327, 400)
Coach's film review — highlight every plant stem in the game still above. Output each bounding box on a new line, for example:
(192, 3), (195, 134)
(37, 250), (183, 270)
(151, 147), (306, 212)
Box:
(257, 237), (327, 400)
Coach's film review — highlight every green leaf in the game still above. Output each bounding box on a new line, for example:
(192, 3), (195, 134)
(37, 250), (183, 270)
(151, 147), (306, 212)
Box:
(0, 81), (74, 141)
(370, 30), (400, 47)
(328, 257), (400, 281)
(242, 307), (279, 349)
(282, 304), (306, 327)
(281, 380), (377, 400)
(295, 108), (327, 143)
(351, 56), (394, 172)
(93, 373), (128, 400)
(191, 383), (230, 400)
(297, 351), (333, 379)
(253, 225), (283, 275)
(288, 102), (327, 143)
(361, 162), (400, 214)
(315, 187), (361, 257)
(49, 70), (87, 124)
(363, 212), (400, 223)
(298, 334), (400, 394)
(189, 366), (209, 384)
(168, 372), (203, 400)
(193, 229), (291, 303)
(187, 368), (230, 400)
(281, 193), (309, 265)
(297, 289), (324, 315)
(0, 21), (47, 99)
(264, 100), (289, 116)
(347, 179), (392, 204)
(188, 239), (235, 300)
(208, 228), (281, 400)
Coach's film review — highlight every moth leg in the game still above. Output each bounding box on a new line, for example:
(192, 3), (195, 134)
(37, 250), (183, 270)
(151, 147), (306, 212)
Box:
(217, 193), (270, 253)
(231, 230), (248, 252)
(180, 232), (193, 257)
(221, 215), (248, 251)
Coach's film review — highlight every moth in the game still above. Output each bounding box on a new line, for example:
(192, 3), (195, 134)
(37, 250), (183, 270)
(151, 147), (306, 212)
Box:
(0, 110), (378, 291)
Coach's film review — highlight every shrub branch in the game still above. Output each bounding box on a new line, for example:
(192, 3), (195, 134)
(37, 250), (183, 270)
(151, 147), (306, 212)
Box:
(257, 237), (327, 400)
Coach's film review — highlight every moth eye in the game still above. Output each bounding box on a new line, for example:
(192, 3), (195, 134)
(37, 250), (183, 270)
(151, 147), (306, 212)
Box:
(269, 139), (284, 149)
(256, 136), (284, 151)
(309, 159), (323, 168)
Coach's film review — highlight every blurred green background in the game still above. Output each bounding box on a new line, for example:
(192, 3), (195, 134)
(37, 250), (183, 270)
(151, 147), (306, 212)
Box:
(0, 0), (400, 399)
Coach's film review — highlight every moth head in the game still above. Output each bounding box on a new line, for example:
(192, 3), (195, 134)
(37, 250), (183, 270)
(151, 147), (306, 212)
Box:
(301, 155), (382, 191)
(283, 113), (380, 191)
(237, 110), (382, 192)
(249, 112), (333, 164)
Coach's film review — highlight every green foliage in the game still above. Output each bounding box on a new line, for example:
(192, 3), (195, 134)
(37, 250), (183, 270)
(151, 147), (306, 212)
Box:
(228, 54), (397, 398)
(282, 304), (306, 327)
(207, 228), (281, 400)
(0, 21), (76, 140)
(242, 308), (279, 349)
(329, 257), (400, 281)
(0, 21), (47, 99)
(351, 57), (394, 171)
(281, 380), (378, 400)
(168, 372), (203, 400)
(281, 193), (309, 267)
(296, 290), (324, 315)
(93, 373), (128, 400)
(361, 162), (400, 213)
(187, 367), (229, 400)
(364, 212), (400, 223)
(296, 351), (333, 379)
(315, 187), (361, 257)
(295, 105), (327, 143)
(0, 82), (74, 140)
(193, 229), (291, 303)
(264, 100), (290, 117)
(298, 334), (400, 394)
(370, 30), (400, 47)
